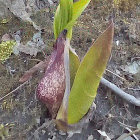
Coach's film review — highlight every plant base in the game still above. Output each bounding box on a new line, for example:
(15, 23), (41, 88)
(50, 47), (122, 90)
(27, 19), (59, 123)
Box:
(55, 102), (96, 132)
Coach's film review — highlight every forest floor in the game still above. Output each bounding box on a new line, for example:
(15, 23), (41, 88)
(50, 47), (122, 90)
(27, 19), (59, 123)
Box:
(0, 0), (140, 140)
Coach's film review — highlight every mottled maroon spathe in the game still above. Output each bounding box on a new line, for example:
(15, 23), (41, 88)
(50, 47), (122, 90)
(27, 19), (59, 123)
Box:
(37, 30), (67, 118)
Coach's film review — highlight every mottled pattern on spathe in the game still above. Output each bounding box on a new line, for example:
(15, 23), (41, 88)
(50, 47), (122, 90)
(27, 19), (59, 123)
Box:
(0, 41), (16, 63)
(37, 30), (67, 118)
(37, 54), (65, 117)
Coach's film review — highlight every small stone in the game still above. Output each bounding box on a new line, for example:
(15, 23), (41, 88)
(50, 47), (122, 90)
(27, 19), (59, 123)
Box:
(87, 135), (94, 140)
(41, 130), (46, 135)
(36, 118), (40, 124)
(59, 130), (66, 135)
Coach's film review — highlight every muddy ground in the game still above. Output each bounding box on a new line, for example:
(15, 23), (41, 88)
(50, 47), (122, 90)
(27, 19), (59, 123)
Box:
(0, 0), (140, 140)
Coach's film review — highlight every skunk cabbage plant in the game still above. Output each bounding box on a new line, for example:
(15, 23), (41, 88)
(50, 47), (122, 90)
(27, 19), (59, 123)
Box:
(36, 0), (114, 129)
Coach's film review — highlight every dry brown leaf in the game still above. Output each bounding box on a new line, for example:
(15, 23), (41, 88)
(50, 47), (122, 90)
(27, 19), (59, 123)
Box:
(19, 60), (49, 83)
(1, 34), (11, 42)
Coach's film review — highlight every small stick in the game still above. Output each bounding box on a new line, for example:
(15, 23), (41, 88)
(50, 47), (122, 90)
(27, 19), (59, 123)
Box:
(0, 81), (28, 102)
(131, 57), (140, 61)
(29, 120), (52, 140)
(28, 59), (42, 62)
(101, 78), (140, 106)
(127, 88), (140, 91)
(19, 61), (48, 83)
(117, 121), (137, 129)
(118, 128), (140, 140)
(34, 120), (52, 132)
(105, 69), (126, 81)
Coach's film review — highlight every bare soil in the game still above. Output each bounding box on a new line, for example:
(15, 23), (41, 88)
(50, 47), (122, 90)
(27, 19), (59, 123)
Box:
(0, 0), (140, 140)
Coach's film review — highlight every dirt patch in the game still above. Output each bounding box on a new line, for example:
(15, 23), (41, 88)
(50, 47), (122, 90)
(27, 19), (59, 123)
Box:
(0, 0), (140, 140)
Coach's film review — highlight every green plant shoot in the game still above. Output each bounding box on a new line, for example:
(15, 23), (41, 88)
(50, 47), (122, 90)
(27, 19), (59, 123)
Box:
(36, 0), (114, 129)
(54, 0), (114, 125)
(54, 0), (91, 40)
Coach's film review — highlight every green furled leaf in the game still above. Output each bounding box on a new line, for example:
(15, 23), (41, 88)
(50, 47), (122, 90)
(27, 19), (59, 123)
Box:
(54, 0), (73, 39)
(54, 0), (91, 40)
(69, 49), (80, 88)
(66, 0), (91, 31)
(68, 21), (114, 124)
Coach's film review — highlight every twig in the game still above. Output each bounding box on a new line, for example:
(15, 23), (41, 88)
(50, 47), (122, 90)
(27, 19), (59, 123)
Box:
(118, 128), (140, 140)
(131, 57), (140, 61)
(34, 120), (52, 132)
(105, 69), (125, 81)
(127, 88), (140, 91)
(0, 81), (28, 102)
(19, 61), (48, 83)
(125, 127), (139, 140)
(117, 121), (137, 129)
(29, 120), (52, 140)
(104, 105), (116, 117)
(100, 78), (140, 106)
(42, 50), (47, 59)
(28, 59), (42, 62)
